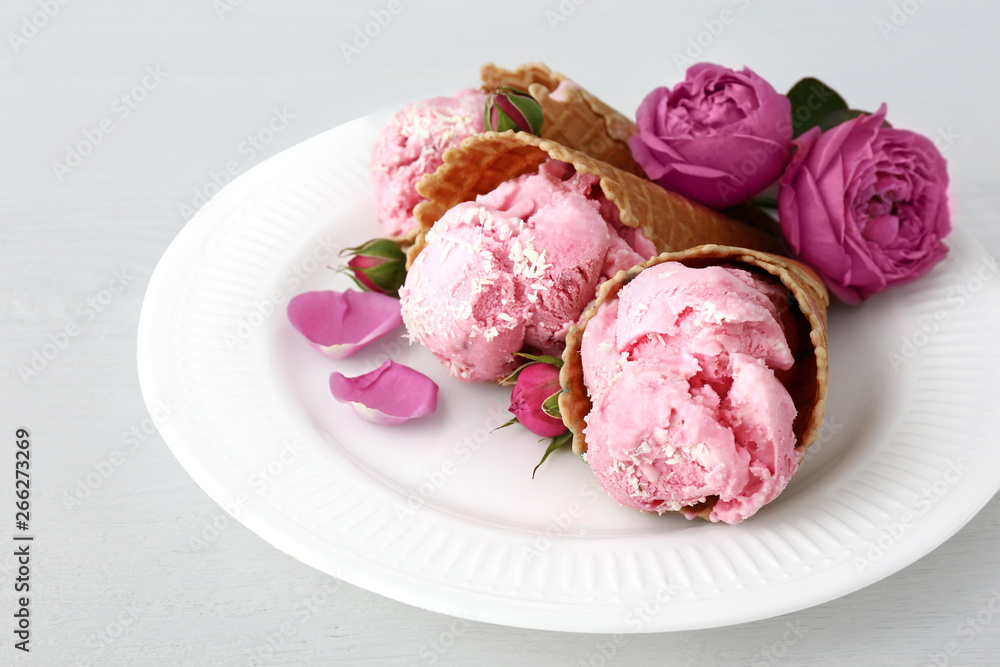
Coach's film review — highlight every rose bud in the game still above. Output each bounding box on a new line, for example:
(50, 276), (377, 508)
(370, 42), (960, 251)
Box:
(509, 362), (567, 438)
(484, 86), (544, 135)
(340, 238), (407, 297)
(778, 104), (951, 304)
(629, 63), (793, 209)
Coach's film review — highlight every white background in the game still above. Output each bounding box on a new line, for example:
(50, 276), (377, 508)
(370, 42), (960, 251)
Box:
(2, 0), (999, 665)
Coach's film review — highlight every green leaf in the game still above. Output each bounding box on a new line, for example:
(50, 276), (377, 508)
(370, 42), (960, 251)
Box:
(507, 91), (544, 136)
(340, 238), (405, 260)
(814, 108), (893, 133)
(484, 87), (544, 136)
(541, 390), (562, 419)
(483, 98), (493, 132)
(363, 240), (407, 261)
(514, 352), (563, 368)
(340, 241), (367, 256)
(358, 259), (406, 296)
(786, 77), (848, 137)
(748, 193), (778, 208)
(499, 353), (564, 386)
(492, 106), (522, 133)
(532, 430), (573, 479)
(814, 108), (865, 133)
(339, 270), (370, 294)
(491, 417), (518, 432)
(499, 364), (529, 386)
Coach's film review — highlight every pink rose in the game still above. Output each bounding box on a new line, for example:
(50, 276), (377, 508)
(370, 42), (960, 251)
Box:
(630, 63), (792, 209)
(778, 104), (951, 304)
(509, 363), (566, 438)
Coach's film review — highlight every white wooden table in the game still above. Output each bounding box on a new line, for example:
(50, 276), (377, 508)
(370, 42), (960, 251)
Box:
(2, 1), (998, 664)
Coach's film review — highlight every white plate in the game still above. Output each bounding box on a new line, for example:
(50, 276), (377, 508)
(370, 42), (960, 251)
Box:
(138, 111), (1000, 633)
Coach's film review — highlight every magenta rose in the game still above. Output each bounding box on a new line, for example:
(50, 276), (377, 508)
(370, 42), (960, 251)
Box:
(778, 104), (951, 304)
(629, 63), (793, 209)
(509, 363), (566, 438)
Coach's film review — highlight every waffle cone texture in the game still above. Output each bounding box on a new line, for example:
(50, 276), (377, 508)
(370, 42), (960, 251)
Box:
(408, 131), (783, 267)
(481, 62), (643, 177)
(558, 244), (830, 521)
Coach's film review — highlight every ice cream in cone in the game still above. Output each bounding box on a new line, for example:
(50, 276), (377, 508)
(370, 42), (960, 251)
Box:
(401, 157), (657, 382)
(559, 244), (829, 523)
(370, 88), (488, 241)
(409, 131), (784, 264)
(400, 129), (785, 383)
(369, 61), (644, 241)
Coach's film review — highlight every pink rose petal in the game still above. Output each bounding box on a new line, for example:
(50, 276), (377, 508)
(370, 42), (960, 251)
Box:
(329, 360), (438, 426)
(287, 290), (402, 359)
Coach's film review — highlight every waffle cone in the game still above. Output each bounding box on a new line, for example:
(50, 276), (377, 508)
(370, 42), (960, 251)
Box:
(481, 62), (643, 177)
(559, 244), (830, 521)
(409, 131), (783, 267)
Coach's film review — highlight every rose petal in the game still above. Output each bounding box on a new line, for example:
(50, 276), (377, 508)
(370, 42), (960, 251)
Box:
(287, 290), (402, 359)
(329, 360), (438, 425)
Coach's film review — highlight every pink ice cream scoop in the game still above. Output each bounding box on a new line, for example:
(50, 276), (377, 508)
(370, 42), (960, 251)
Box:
(580, 262), (799, 524)
(400, 159), (657, 382)
(370, 89), (488, 238)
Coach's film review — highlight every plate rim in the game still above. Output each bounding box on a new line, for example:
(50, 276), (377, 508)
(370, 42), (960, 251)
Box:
(138, 111), (1000, 633)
